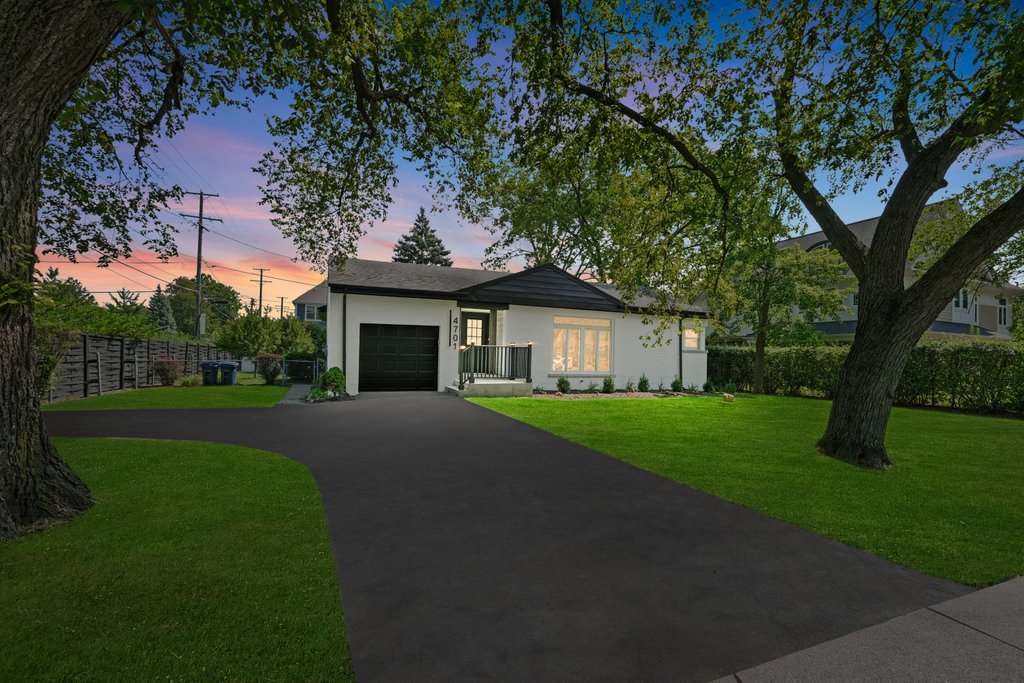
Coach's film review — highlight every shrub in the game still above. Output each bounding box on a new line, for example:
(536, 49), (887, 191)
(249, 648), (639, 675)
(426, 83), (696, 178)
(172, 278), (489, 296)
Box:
(602, 375), (615, 394)
(670, 377), (683, 392)
(637, 373), (650, 392)
(707, 340), (1024, 413)
(586, 381), (599, 393)
(177, 375), (202, 387)
(318, 366), (345, 396)
(152, 356), (184, 386)
(255, 352), (283, 385)
(556, 376), (571, 393)
(624, 378), (636, 392)
(702, 380), (715, 393)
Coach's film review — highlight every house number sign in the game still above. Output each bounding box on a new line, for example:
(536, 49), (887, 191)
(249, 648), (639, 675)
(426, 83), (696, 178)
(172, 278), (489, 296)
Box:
(450, 311), (459, 346)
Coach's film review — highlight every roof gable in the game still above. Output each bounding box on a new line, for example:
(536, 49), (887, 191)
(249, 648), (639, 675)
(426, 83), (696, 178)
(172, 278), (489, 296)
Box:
(460, 264), (623, 311)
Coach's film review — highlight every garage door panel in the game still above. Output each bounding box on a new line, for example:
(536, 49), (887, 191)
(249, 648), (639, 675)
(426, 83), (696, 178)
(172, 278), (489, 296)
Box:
(359, 324), (439, 391)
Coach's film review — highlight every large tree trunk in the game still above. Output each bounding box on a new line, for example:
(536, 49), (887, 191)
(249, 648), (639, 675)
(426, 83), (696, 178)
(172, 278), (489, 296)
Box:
(816, 278), (950, 469)
(815, 319), (917, 469)
(0, 1), (130, 539)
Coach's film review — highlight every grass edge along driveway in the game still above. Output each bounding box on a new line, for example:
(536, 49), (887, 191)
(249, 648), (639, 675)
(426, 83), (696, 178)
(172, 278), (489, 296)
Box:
(0, 437), (352, 681)
(42, 383), (288, 410)
(472, 394), (1024, 587)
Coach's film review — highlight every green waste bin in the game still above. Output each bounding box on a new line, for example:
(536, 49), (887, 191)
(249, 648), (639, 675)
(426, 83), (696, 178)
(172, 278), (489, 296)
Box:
(219, 362), (239, 386)
(200, 361), (219, 386)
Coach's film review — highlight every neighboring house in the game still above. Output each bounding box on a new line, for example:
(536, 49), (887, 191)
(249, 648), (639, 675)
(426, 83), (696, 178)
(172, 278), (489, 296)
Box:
(293, 282), (328, 327)
(778, 207), (1021, 341)
(324, 259), (708, 396)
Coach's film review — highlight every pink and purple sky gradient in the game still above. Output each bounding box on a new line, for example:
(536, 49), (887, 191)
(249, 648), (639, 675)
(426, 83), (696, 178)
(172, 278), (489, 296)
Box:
(42, 93), (1022, 313)
(40, 94), (499, 313)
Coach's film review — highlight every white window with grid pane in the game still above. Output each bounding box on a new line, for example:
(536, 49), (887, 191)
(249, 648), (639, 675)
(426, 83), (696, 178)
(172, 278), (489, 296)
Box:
(552, 316), (611, 373)
(304, 305), (318, 321)
(999, 298), (1008, 327)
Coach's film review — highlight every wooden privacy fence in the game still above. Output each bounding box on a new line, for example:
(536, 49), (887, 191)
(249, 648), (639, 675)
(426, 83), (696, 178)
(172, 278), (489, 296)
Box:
(46, 334), (232, 403)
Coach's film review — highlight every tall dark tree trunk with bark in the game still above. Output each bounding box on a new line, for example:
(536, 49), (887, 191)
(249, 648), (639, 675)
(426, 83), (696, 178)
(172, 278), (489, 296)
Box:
(815, 317), (921, 469)
(0, 1), (130, 539)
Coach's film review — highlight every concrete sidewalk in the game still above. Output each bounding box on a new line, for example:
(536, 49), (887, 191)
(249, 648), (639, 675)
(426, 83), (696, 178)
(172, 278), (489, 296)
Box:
(717, 576), (1024, 682)
(277, 382), (312, 404)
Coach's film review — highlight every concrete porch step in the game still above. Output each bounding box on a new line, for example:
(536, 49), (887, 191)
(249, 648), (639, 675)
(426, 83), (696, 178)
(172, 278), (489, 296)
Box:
(445, 381), (533, 398)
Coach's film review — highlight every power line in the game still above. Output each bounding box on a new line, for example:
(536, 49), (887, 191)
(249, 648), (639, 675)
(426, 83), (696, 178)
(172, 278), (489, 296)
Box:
(181, 190), (222, 339)
(202, 224), (299, 261)
(202, 260), (323, 287)
(166, 138), (213, 188)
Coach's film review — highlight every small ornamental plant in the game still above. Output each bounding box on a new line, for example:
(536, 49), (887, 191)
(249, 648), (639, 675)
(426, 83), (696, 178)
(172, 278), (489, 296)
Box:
(152, 357), (184, 386)
(602, 375), (615, 394)
(637, 373), (650, 392)
(556, 376), (571, 393)
(255, 352), (283, 385)
(670, 377), (683, 392)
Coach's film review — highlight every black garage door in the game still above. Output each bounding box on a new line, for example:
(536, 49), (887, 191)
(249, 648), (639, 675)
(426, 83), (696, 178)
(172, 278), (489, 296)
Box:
(359, 324), (439, 391)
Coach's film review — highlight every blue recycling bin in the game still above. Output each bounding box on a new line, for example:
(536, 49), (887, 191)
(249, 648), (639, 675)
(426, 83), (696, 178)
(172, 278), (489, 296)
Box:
(200, 361), (220, 386)
(218, 361), (239, 386)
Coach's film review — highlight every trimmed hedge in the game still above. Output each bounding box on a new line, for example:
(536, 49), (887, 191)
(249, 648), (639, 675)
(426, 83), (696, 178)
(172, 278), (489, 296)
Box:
(708, 340), (1024, 413)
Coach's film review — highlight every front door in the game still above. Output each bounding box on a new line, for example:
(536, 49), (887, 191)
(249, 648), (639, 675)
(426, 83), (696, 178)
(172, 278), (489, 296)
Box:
(461, 312), (490, 347)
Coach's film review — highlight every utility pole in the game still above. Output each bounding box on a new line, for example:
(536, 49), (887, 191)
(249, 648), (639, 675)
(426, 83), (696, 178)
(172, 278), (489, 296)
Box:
(180, 190), (221, 339)
(278, 296), (286, 318)
(251, 268), (272, 316)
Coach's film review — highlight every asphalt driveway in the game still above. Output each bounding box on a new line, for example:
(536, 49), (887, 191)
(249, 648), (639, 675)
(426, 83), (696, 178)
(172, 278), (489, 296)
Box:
(45, 392), (969, 681)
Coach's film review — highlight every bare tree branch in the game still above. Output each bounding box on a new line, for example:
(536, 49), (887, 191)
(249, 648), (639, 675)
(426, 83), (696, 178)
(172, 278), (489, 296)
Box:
(771, 31), (868, 278)
(324, 0), (423, 137)
(133, 10), (184, 161)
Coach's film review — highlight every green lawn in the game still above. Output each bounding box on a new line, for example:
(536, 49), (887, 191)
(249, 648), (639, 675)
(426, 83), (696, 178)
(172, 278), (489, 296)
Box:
(0, 438), (351, 681)
(473, 394), (1024, 587)
(43, 383), (288, 410)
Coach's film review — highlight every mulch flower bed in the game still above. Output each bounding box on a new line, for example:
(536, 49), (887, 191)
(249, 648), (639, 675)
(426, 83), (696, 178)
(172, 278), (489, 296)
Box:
(535, 390), (709, 400)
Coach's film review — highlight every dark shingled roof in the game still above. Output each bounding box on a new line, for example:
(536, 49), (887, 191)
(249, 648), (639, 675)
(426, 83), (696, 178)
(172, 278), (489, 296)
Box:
(591, 283), (705, 315)
(777, 201), (959, 252)
(327, 258), (708, 314)
(293, 281), (328, 305)
(328, 258), (506, 294)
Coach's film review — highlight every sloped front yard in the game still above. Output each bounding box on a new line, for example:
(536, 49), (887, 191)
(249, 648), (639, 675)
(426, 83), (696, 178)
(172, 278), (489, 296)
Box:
(0, 438), (351, 681)
(473, 394), (1024, 587)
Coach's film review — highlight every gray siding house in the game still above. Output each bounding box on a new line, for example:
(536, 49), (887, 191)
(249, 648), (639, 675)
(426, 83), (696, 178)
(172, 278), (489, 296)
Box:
(778, 206), (1021, 341)
(293, 282), (327, 327)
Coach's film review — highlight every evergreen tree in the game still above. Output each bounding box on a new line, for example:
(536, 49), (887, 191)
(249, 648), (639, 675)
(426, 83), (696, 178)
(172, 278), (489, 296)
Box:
(392, 208), (453, 266)
(147, 286), (178, 334)
(106, 288), (142, 313)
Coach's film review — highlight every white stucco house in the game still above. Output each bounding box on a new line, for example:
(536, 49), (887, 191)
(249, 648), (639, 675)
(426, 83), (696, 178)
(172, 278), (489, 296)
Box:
(314, 259), (707, 396)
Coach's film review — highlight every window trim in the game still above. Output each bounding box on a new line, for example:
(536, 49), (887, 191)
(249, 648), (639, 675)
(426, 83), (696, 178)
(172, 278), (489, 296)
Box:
(998, 298), (1008, 327)
(303, 305), (318, 321)
(552, 315), (613, 374)
(681, 326), (702, 351)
